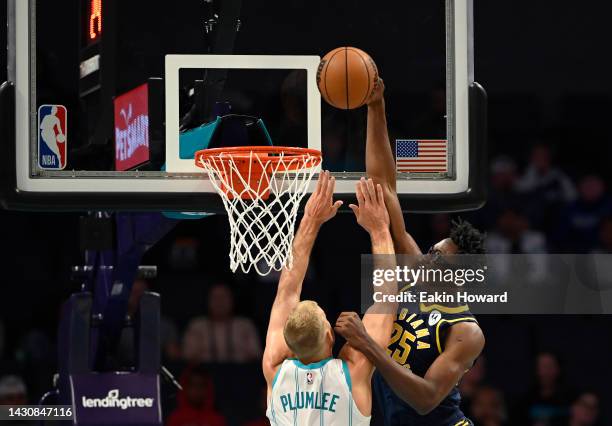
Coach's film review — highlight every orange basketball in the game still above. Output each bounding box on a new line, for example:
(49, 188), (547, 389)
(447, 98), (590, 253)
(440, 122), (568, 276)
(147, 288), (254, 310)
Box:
(317, 47), (379, 110)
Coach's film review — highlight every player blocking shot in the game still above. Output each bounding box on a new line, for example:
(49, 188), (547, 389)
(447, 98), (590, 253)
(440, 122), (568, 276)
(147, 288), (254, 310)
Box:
(262, 171), (398, 425)
(334, 80), (486, 426)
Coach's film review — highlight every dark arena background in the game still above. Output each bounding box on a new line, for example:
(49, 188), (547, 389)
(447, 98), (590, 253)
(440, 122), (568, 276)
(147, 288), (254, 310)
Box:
(1, 1), (612, 426)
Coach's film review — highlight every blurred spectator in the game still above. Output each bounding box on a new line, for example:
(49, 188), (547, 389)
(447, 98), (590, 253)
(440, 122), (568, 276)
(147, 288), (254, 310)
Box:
(592, 217), (612, 253)
(557, 176), (612, 252)
(480, 157), (526, 228)
(486, 209), (547, 254)
(567, 392), (599, 426)
(486, 210), (550, 286)
(470, 385), (508, 426)
(0, 376), (32, 426)
(0, 375), (28, 405)
(119, 279), (181, 366)
(131, 279), (181, 361)
(491, 156), (519, 195)
(516, 144), (577, 201)
(16, 330), (53, 365)
(516, 144), (577, 230)
(183, 283), (262, 363)
(167, 365), (227, 426)
(169, 237), (201, 271)
(460, 356), (487, 419)
(14, 330), (55, 399)
(242, 387), (270, 426)
(518, 352), (573, 426)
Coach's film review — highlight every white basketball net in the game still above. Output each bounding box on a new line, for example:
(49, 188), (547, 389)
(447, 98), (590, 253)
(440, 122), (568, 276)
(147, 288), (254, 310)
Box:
(196, 149), (321, 276)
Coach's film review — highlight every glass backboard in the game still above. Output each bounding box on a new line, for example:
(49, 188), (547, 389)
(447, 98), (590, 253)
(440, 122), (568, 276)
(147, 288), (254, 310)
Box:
(1, 0), (486, 212)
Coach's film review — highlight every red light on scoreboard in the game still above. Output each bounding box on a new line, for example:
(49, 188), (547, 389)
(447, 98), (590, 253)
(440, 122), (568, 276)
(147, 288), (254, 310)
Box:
(87, 0), (102, 44)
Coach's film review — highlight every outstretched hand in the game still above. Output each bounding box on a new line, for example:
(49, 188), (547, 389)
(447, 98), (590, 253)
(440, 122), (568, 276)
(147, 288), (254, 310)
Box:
(349, 178), (391, 235)
(304, 171), (343, 227)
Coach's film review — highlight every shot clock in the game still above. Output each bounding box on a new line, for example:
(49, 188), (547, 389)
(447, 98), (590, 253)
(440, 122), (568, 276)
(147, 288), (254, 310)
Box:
(80, 0), (108, 95)
(79, 0), (117, 148)
(85, 0), (103, 46)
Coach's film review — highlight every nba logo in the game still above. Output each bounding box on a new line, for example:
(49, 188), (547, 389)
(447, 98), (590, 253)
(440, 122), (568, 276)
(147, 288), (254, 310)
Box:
(428, 310), (442, 326)
(306, 372), (314, 385)
(38, 105), (67, 170)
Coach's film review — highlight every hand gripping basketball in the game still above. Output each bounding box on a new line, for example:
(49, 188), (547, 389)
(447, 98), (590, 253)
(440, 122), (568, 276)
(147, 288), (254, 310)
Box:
(317, 47), (379, 110)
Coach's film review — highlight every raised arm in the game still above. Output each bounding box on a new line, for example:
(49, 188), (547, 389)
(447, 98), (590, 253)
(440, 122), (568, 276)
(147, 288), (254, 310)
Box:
(337, 178), (397, 415)
(366, 80), (421, 256)
(349, 178), (398, 349)
(262, 171), (342, 385)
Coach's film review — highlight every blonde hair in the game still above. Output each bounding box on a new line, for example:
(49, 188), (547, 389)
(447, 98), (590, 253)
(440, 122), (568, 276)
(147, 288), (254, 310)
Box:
(283, 301), (327, 359)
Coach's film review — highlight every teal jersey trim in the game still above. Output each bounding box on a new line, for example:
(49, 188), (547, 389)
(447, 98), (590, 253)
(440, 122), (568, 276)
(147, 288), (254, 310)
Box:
(290, 357), (334, 370)
(341, 360), (353, 426)
(294, 365), (299, 426)
(341, 360), (352, 392)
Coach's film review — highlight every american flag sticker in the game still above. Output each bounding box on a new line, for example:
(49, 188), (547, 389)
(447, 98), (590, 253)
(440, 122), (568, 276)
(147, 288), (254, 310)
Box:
(395, 139), (448, 173)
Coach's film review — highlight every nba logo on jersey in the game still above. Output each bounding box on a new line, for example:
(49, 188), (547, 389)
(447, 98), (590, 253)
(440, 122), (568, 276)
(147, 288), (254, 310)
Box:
(306, 372), (314, 385)
(428, 310), (442, 326)
(38, 105), (67, 170)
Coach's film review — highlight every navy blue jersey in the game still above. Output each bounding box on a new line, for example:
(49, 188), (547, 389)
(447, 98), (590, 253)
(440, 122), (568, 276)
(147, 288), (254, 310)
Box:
(373, 304), (478, 426)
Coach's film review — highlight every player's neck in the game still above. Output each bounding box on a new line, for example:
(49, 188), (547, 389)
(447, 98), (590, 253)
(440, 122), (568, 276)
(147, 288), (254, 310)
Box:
(298, 349), (332, 365)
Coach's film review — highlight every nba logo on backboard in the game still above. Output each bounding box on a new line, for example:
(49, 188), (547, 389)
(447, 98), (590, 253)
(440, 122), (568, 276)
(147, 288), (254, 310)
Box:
(38, 105), (67, 170)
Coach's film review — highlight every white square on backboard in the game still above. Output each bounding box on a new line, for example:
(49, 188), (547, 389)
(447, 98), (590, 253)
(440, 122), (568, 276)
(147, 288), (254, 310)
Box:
(164, 55), (322, 173)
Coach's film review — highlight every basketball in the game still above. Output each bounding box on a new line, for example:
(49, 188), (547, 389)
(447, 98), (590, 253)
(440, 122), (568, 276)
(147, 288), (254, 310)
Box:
(317, 47), (379, 110)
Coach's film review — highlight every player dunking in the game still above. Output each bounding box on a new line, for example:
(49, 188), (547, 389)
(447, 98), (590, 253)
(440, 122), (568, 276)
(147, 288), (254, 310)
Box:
(335, 80), (486, 426)
(263, 171), (398, 425)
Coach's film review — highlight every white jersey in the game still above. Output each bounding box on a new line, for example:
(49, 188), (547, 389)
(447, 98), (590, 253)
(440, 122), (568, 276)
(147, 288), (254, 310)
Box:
(267, 357), (370, 426)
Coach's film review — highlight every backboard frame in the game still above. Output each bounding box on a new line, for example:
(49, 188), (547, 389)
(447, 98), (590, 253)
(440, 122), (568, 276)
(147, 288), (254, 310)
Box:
(1, 0), (486, 213)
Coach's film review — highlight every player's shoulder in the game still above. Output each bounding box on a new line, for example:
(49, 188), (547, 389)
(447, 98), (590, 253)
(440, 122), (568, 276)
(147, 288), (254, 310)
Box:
(423, 306), (482, 353)
(442, 318), (484, 360)
(446, 320), (484, 344)
(264, 357), (292, 388)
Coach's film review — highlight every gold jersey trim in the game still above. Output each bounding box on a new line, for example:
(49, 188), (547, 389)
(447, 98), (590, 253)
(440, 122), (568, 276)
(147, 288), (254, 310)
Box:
(419, 303), (470, 314)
